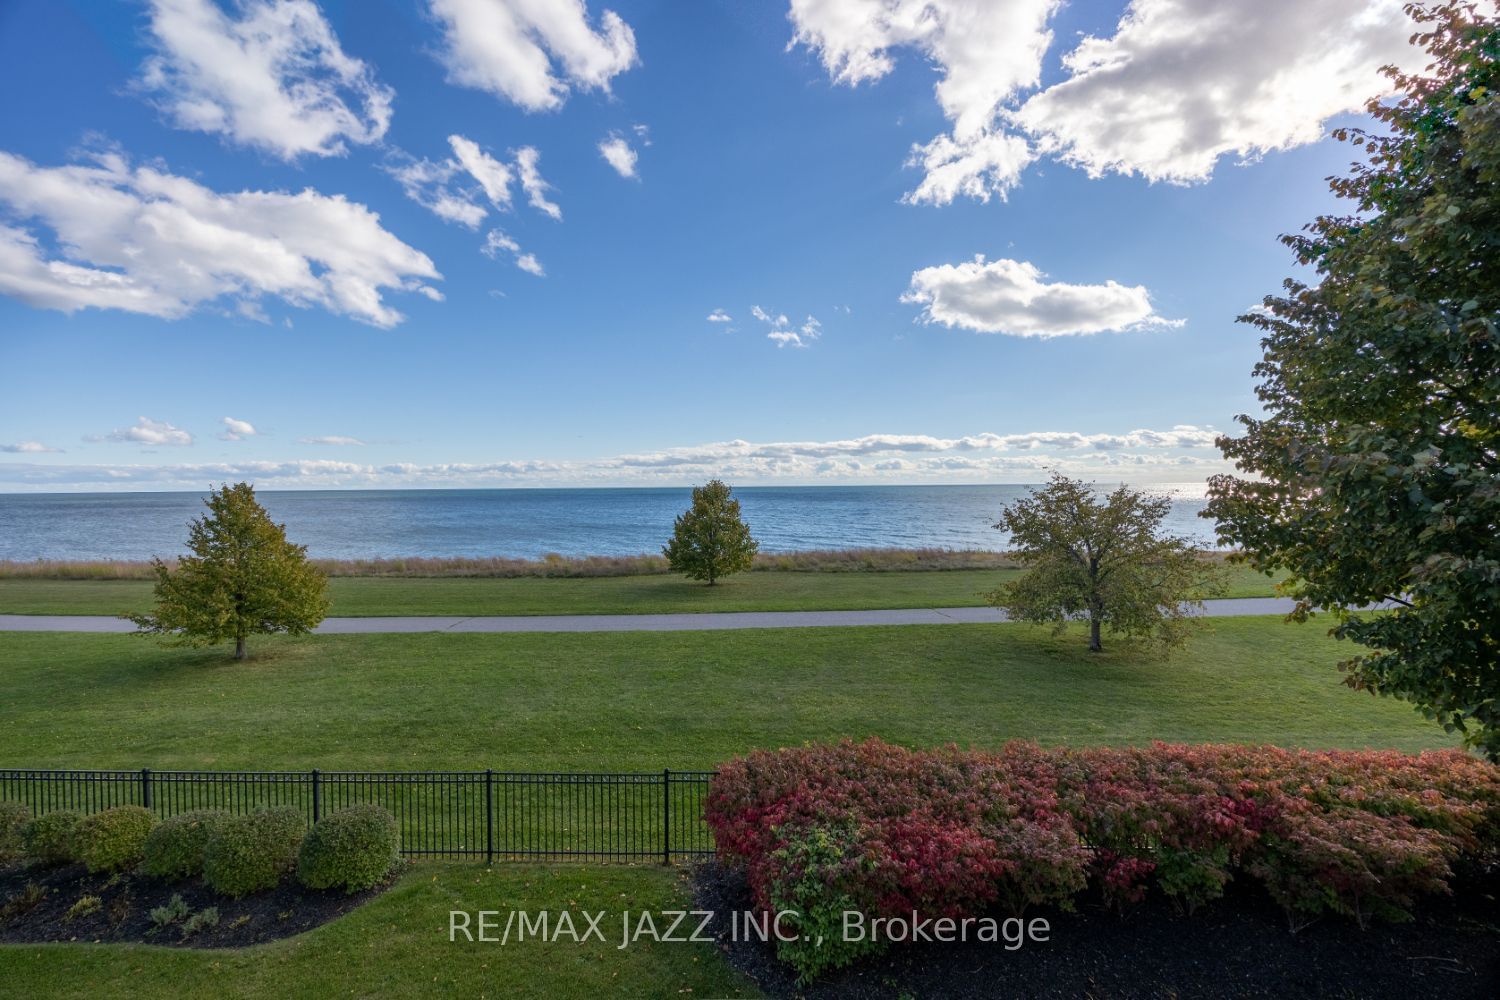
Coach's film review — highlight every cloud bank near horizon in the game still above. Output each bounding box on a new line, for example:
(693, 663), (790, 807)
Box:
(0, 425), (1230, 491)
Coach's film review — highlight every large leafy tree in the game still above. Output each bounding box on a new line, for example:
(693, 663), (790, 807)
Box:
(990, 474), (1223, 653)
(130, 483), (330, 660)
(1205, 3), (1499, 755)
(663, 479), (759, 585)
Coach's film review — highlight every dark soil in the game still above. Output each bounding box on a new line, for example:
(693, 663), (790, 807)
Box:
(693, 862), (1500, 999)
(0, 859), (395, 948)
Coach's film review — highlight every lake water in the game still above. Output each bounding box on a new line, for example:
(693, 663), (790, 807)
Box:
(0, 484), (1222, 562)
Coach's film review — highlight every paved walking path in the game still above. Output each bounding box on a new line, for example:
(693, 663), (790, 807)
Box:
(0, 597), (1316, 634)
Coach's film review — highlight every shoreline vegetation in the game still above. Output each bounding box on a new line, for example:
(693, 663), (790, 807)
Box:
(0, 551), (1283, 618)
(0, 547), (1247, 579)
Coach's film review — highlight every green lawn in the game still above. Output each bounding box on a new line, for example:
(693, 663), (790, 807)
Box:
(0, 619), (1445, 772)
(0, 863), (757, 999)
(0, 563), (1283, 617)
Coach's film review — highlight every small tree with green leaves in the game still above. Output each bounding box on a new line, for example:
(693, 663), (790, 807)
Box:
(663, 479), (759, 585)
(130, 483), (329, 660)
(989, 474), (1223, 653)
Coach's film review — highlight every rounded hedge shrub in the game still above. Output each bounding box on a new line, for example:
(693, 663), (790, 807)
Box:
(76, 805), (158, 873)
(203, 807), (306, 897)
(0, 801), (30, 860)
(23, 810), (82, 865)
(297, 805), (400, 893)
(142, 809), (233, 881)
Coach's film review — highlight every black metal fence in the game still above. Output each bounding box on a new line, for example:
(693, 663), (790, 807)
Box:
(0, 768), (718, 862)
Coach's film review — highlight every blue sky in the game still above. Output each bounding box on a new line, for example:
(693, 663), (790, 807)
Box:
(0, 0), (1421, 491)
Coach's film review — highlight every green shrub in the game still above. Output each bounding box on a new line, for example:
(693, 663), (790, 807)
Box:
(149, 893), (191, 928)
(181, 905), (219, 937)
(297, 805), (400, 893)
(203, 807), (306, 898)
(23, 810), (81, 865)
(75, 806), (157, 873)
(0, 801), (29, 860)
(63, 895), (101, 921)
(143, 809), (233, 881)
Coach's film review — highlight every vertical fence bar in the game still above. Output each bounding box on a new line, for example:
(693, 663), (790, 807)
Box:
(140, 768), (152, 810)
(311, 768), (321, 823)
(485, 769), (494, 865)
(661, 768), (670, 865)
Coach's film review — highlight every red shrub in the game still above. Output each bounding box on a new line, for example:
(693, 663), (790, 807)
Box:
(706, 739), (1499, 980)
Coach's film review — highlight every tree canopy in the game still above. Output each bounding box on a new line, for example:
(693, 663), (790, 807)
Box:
(1204, 3), (1499, 755)
(130, 482), (330, 660)
(663, 479), (759, 585)
(990, 474), (1222, 652)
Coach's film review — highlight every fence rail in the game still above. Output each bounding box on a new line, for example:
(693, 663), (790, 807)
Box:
(0, 768), (718, 862)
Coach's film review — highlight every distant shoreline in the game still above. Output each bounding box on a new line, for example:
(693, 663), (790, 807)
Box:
(0, 548), (1239, 580)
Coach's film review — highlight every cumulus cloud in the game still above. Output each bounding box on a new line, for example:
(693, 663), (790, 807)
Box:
(0, 147), (441, 327)
(752, 305), (822, 349)
(1013, 0), (1420, 183)
(514, 146), (562, 220)
(706, 309), (732, 323)
(426, 0), (637, 112)
(789, 0), (1056, 204)
(482, 229), (545, 276)
(1, 441), (61, 454)
(902, 255), (1179, 337)
(1, 425), (1228, 489)
(790, 0), (1430, 200)
(447, 135), (514, 209)
(219, 417), (258, 441)
(300, 435), (364, 446)
(598, 132), (639, 178)
(385, 134), (515, 229)
(96, 417), (194, 447)
(138, 0), (393, 160)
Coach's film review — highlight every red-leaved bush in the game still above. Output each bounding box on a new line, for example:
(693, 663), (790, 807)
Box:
(705, 739), (1500, 979)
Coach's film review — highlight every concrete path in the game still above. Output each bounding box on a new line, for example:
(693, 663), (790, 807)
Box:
(0, 597), (1313, 635)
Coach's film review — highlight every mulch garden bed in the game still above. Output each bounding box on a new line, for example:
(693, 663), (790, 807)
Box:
(693, 861), (1500, 999)
(0, 859), (396, 948)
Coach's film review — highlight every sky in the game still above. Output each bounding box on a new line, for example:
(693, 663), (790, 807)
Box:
(0, 0), (1428, 492)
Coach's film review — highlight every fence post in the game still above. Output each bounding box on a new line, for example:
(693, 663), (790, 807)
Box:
(485, 769), (494, 866)
(662, 768), (670, 865)
(311, 768), (321, 823)
(140, 768), (152, 810)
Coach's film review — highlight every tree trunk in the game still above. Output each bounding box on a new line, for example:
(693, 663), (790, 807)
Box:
(1088, 613), (1102, 653)
(234, 636), (247, 661)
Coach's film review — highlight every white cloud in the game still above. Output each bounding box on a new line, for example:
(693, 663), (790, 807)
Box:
(902, 255), (1179, 337)
(1, 441), (61, 454)
(426, 0), (638, 112)
(790, 0), (1432, 200)
(902, 129), (1035, 206)
(447, 135), (514, 209)
(300, 435), (364, 446)
(598, 132), (638, 178)
(0, 147), (441, 327)
(219, 416), (258, 441)
(789, 0), (1056, 204)
(1, 425), (1228, 489)
(482, 228), (545, 276)
(514, 147), (562, 220)
(706, 308), (732, 323)
(1013, 0), (1420, 183)
(385, 134), (514, 230)
(138, 0), (392, 160)
(753, 305), (822, 348)
(97, 417), (194, 447)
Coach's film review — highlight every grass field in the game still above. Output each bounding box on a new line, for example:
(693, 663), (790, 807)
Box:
(0, 619), (1445, 771)
(0, 563), (1283, 617)
(0, 863), (757, 998)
